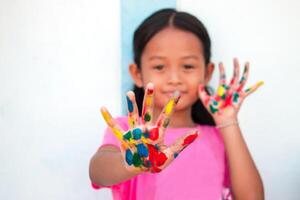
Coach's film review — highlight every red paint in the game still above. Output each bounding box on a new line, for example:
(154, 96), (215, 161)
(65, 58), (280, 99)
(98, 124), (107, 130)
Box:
(156, 152), (167, 166)
(142, 106), (146, 118)
(152, 166), (162, 173)
(149, 127), (159, 140)
(157, 119), (162, 128)
(221, 93), (232, 108)
(148, 144), (167, 168)
(147, 88), (154, 95)
(237, 85), (243, 92)
(229, 78), (235, 86)
(215, 96), (221, 102)
(182, 133), (198, 146)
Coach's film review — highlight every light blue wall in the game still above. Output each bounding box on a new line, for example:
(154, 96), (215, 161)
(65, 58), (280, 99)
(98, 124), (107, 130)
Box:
(120, 0), (176, 114)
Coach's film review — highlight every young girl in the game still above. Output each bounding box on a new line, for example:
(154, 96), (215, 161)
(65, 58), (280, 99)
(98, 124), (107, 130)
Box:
(89, 8), (264, 200)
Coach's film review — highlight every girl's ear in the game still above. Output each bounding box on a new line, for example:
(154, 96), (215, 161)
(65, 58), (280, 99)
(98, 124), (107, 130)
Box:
(204, 62), (215, 84)
(129, 63), (143, 88)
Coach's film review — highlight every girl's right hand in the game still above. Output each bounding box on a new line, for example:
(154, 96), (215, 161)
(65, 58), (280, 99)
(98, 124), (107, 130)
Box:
(100, 83), (199, 173)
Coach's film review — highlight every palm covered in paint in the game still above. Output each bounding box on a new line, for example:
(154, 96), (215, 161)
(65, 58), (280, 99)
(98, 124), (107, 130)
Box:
(101, 83), (198, 173)
(198, 58), (264, 124)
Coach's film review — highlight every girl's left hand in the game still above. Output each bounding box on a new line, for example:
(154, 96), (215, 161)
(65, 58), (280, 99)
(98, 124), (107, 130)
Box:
(198, 58), (264, 125)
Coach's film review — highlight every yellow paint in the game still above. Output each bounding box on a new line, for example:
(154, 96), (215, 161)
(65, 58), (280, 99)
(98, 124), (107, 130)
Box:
(101, 110), (111, 123)
(256, 81), (264, 87)
(146, 96), (152, 106)
(111, 127), (123, 141)
(165, 100), (174, 115)
(249, 81), (264, 92)
(129, 138), (138, 145)
(128, 118), (135, 128)
(141, 137), (148, 144)
(217, 85), (225, 97)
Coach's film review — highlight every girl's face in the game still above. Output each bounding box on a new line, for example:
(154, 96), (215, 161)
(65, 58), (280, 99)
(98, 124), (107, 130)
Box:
(130, 27), (214, 112)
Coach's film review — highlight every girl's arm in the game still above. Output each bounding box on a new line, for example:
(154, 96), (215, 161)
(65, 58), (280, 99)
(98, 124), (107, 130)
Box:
(89, 145), (141, 186)
(198, 58), (264, 199)
(219, 122), (264, 200)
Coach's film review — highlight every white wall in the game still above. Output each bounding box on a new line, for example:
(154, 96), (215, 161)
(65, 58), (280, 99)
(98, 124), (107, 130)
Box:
(0, 0), (120, 199)
(178, 0), (300, 199)
(1, 0), (300, 199)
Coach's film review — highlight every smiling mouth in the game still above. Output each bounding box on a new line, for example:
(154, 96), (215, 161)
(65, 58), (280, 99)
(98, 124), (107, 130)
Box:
(164, 91), (186, 97)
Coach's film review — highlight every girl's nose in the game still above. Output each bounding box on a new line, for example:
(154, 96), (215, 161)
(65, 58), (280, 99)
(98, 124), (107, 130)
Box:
(167, 69), (182, 85)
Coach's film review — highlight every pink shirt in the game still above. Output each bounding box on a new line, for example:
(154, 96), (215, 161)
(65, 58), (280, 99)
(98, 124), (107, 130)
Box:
(93, 117), (232, 200)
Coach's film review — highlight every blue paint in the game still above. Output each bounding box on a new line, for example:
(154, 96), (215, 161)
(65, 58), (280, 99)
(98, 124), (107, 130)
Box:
(174, 153), (178, 158)
(144, 160), (151, 167)
(137, 143), (149, 157)
(126, 96), (134, 112)
(133, 128), (142, 140)
(143, 132), (150, 138)
(213, 100), (218, 106)
(125, 149), (133, 165)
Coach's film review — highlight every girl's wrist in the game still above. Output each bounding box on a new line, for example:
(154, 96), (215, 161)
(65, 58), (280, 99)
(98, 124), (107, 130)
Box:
(215, 119), (239, 129)
(215, 116), (239, 129)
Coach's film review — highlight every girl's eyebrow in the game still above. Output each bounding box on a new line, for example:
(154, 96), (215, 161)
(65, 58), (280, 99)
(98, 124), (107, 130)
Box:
(148, 55), (166, 60)
(181, 55), (200, 60)
(148, 55), (200, 60)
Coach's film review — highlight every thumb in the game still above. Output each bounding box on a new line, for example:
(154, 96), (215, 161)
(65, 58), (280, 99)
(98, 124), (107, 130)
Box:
(198, 84), (211, 107)
(167, 130), (199, 158)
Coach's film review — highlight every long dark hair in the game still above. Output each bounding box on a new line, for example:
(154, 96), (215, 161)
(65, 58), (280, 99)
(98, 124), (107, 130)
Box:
(132, 8), (215, 126)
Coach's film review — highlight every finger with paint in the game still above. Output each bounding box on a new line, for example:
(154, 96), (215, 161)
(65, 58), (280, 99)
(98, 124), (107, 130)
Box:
(165, 130), (199, 161)
(218, 62), (227, 86)
(155, 90), (181, 140)
(126, 91), (139, 129)
(228, 58), (240, 88)
(236, 62), (250, 92)
(142, 82), (155, 125)
(100, 107), (129, 148)
(243, 81), (264, 98)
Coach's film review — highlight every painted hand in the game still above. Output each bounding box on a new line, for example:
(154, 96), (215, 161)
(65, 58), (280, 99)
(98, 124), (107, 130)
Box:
(198, 58), (264, 124)
(101, 83), (199, 173)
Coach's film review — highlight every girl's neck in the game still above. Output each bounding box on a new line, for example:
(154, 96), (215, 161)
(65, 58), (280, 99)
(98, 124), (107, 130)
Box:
(153, 106), (196, 128)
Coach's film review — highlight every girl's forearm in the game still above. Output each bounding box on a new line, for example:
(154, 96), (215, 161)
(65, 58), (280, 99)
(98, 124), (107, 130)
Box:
(89, 146), (142, 186)
(219, 124), (264, 200)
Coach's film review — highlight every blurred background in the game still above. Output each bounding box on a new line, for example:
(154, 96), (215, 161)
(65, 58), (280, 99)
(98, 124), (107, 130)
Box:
(1, 0), (299, 199)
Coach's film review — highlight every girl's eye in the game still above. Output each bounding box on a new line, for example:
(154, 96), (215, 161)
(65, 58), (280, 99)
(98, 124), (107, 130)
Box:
(153, 65), (164, 70)
(183, 64), (195, 69)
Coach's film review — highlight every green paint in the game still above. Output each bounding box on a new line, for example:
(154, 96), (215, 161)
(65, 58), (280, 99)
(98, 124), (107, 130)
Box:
(221, 94), (226, 100)
(245, 88), (251, 93)
(132, 153), (142, 167)
(163, 118), (170, 128)
(209, 104), (218, 114)
(239, 76), (246, 84)
(222, 84), (229, 90)
(123, 131), (132, 140)
(144, 112), (151, 122)
(233, 92), (239, 103)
